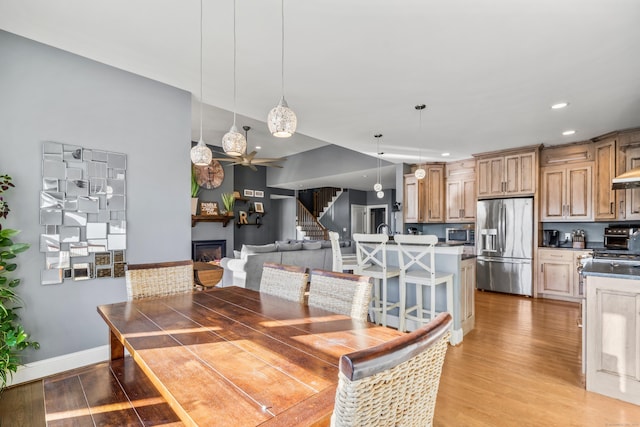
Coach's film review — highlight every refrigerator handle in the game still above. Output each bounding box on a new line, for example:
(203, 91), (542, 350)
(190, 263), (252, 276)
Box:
(502, 202), (507, 253)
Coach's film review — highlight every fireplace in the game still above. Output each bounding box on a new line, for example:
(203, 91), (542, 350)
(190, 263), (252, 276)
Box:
(192, 240), (227, 263)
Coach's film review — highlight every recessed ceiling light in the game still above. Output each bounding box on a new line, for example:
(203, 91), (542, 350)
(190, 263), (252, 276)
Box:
(551, 102), (569, 109)
(255, 146), (261, 150)
(441, 152), (450, 157)
(562, 130), (576, 136)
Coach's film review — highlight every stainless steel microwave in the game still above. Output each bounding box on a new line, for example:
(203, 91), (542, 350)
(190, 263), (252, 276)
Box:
(446, 228), (475, 244)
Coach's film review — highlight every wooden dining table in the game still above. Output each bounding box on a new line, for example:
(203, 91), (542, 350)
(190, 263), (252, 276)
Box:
(97, 286), (404, 426)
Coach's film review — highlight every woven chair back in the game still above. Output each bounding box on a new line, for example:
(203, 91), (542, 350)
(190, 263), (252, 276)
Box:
(331, 312), (452, 427)
(352, 233), (389, 276)
(394, 234), (438, 279)
(125, 260), (194, 300)
(308, 269), (372, 321)
(260, 262), (309, 303)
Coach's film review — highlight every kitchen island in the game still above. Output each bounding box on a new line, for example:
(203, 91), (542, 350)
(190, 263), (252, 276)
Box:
(367, 241), (474, 345)
(581, 261), (640, 405)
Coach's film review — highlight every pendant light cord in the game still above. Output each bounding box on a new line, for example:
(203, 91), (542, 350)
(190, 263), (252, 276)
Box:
(199, 0), (204, 141)
(280, 0), (285, 98)
(232, 0), (238, 126)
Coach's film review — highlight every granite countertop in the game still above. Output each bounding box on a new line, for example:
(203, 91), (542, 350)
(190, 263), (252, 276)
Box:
(581, 260), (640, 280)
(539, 242), (604, 251)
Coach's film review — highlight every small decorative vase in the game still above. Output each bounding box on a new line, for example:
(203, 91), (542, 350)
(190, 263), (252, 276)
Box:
(191, 197), (198, 215)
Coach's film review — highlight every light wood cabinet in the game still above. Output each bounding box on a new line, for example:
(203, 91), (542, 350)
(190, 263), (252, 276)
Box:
(536, 249), (589, 301)
(540, 163), (593, 221)
(404, 174), (423, 223)
(585, 275), (640, 405)
(404, 164), (445, 223)
(476, 149), (537, 198)
(617, 131), (640, 220)
(424, 165), (445, 223)
(594, 137), (617, 220)
(460, 257), (476, 335)
(445, 160), (476, 223)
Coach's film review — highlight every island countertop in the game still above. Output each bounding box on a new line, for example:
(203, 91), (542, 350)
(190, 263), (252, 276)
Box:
(581, 260), (640, 280)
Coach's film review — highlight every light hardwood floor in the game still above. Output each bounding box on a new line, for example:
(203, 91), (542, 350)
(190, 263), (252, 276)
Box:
(2, 290), (640, 426)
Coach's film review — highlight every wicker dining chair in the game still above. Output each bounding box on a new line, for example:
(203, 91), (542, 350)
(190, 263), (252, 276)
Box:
(331, 312), (452, 427)
(308, 269), (372, 321)
(259, 262), (309, 303)
(125, 260), (195, 300)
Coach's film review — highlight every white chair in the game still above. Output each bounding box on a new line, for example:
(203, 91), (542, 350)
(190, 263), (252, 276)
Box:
(329, 231), (359, 272)
(352, 233), (400, 327)
(394, 235), (453, 334)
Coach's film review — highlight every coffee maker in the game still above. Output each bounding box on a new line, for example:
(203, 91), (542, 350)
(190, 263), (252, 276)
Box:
(543, 229), (560, 247)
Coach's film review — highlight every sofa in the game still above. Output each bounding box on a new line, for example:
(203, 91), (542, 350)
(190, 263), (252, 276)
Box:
(220, 239), (354, 291)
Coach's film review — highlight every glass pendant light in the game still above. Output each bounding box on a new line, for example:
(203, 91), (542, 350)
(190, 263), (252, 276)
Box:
(221, 0), (247, 156)
(267, 0), (297, 137)
(414, 104), (426, 179)
(190, 0), (213, 166)
(374, 134), (384, 198)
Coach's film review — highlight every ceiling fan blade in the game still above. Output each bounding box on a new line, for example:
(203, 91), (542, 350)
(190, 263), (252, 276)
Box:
(210, 157), (236, 162)
(249, 164), (258, 172)
(251, 158), (287, 164)
(245, 151), (257, 161)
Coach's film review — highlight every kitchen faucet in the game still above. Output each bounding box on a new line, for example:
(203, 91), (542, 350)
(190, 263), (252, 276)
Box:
(377, 223), (389, 235)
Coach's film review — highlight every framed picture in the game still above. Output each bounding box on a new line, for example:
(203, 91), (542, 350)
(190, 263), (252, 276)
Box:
(244, 189), (254, 197)
(254, 202), (264, 213)
(254, 190), (264, 198)
(200, 202), (219, 216)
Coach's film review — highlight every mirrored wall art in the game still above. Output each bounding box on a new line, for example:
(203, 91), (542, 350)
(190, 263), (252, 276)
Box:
(40, 141), (127, 284)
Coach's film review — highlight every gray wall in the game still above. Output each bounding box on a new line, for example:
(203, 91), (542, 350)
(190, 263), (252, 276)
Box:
(190, 147), (235, 258)
(0, 31), (192, 362)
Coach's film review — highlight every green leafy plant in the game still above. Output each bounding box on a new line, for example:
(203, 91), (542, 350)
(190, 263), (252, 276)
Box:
(0, 174), (39, 390)
(221, 192), (235, 213)
(191, 167), (201, 198)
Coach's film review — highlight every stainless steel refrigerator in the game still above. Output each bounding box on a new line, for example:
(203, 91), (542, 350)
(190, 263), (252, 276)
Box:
(476, 197), (533, 296)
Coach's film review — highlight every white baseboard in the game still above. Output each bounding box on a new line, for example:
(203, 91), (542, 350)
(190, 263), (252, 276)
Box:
(7, 345), (110, 387)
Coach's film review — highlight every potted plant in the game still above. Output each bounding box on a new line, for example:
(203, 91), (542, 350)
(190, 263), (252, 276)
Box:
(221, 193), (235, 216)
(0, 174), (39, 390)
(191, 167), (201, 216)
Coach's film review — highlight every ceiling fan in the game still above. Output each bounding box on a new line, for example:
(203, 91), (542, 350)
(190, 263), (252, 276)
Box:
(211, 126), (287, 171)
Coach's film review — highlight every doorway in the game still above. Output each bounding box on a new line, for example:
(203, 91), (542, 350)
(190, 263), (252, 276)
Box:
(351, 204), (367, 236)
(366, 205), (388, 233)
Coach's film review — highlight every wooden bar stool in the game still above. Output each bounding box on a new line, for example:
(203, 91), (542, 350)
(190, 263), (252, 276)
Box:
(353, 233), (400, 327)
(329, 231), (359, 272)
(394, 235), (453, 334)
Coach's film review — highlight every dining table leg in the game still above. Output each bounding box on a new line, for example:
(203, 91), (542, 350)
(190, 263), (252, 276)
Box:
(109, 328), (124, 360)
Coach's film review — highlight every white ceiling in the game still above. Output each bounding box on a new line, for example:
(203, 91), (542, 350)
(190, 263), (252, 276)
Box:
(2, 0), (640, 190)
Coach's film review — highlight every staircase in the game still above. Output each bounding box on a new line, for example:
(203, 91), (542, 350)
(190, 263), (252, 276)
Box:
(296, 200), (328, 240)
(297, 187), (343, 240)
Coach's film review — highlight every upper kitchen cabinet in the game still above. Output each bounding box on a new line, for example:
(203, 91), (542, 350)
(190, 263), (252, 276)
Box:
(445, 159), (476, 222)
(475, 146), (539, 198)
(540, 142), (594, 222)
(404, 164), (445, 223)
(404, 173), (424, 223)
(616, 130), (640, 220)
(593, 136), (618, 220)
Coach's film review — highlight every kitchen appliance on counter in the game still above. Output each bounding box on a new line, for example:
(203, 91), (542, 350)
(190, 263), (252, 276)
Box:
(407, 227), (418, 235)
(476, 197), (533, 296)
(445, 227), (475, 245)
(542, 229), (560, 247)
(603, 224), (640, 250)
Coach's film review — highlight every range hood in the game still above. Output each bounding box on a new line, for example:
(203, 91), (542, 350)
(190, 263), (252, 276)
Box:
(612, 167), (640, 190)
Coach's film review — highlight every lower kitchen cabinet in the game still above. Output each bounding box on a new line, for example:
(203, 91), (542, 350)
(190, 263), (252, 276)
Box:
(585, 275), (640, 405)
(536, 248), (588, 301)
(460, 257), (476, 335)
